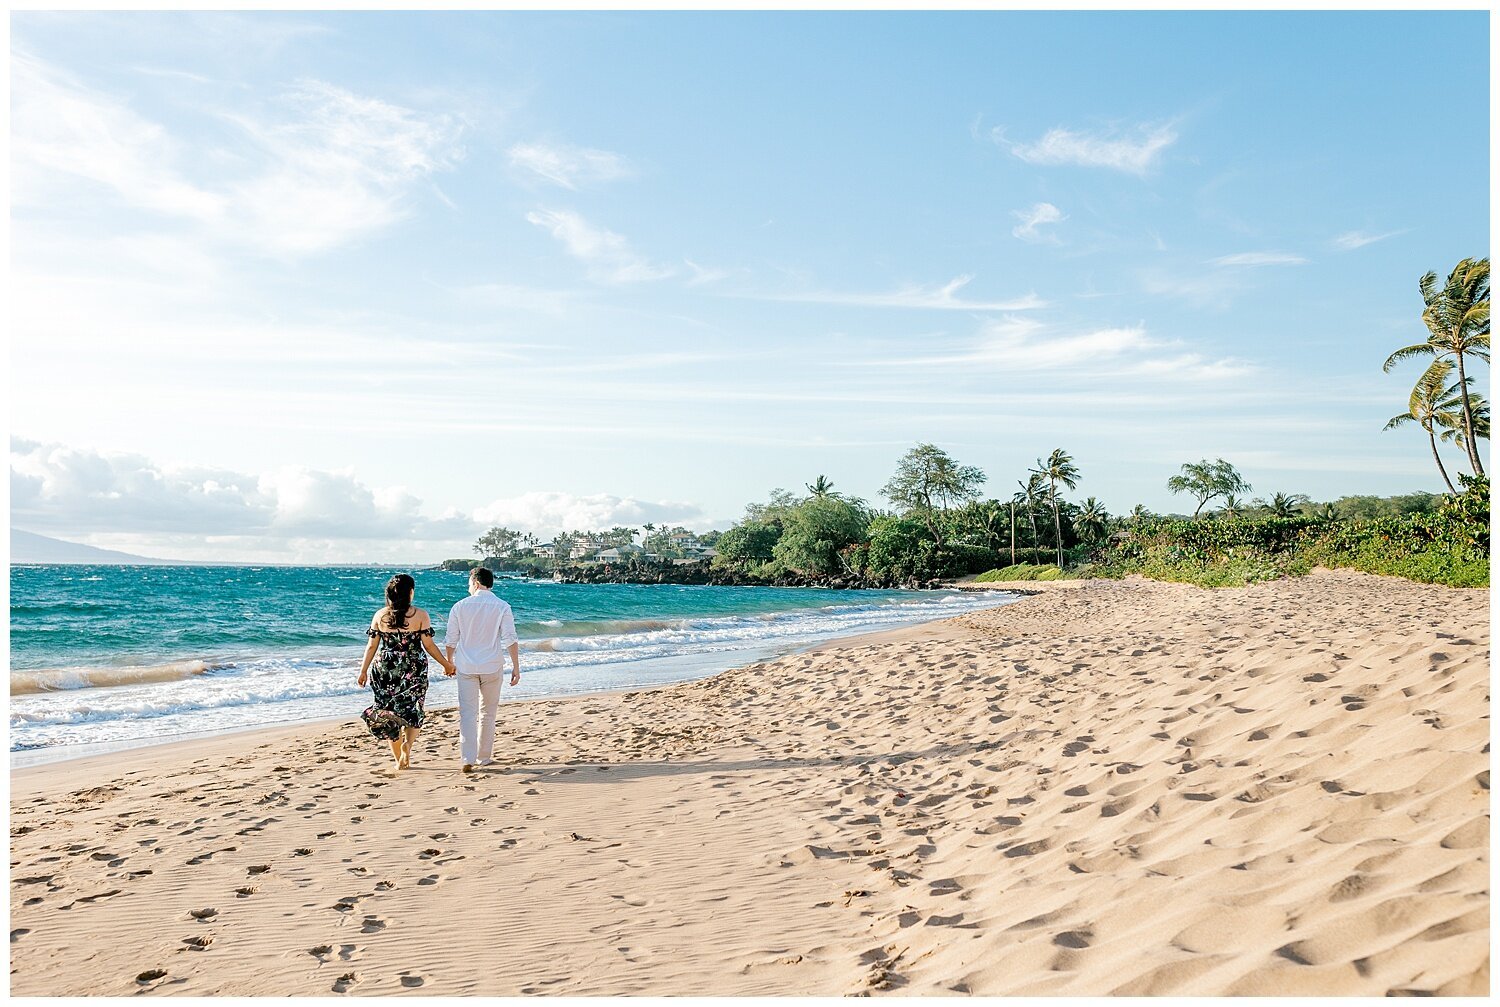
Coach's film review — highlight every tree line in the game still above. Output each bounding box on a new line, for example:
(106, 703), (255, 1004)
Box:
(462, 257), (1487, 587)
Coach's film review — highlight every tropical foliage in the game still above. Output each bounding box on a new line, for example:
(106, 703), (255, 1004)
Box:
(1165, 458), (1252, 517)
(1384, 257), (1489, 477)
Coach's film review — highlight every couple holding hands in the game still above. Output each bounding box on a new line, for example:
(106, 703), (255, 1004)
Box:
(356, 567), (520, 772)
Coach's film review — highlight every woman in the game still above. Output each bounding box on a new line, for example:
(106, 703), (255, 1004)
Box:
(357, 574), (453, 769)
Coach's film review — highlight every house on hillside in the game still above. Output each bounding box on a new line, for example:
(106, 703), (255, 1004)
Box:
(597, 544), (644, 563)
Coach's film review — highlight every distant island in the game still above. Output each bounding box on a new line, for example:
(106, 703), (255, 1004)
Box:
(10, 529), (185, 566)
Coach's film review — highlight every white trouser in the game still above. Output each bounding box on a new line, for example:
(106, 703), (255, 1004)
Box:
(457, 672), (502, 765)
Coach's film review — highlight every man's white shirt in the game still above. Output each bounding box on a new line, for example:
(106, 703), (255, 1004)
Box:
(444, 589), (519, 676)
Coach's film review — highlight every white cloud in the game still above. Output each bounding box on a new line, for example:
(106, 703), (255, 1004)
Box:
(753, 274), (1044, 311)
(1011, 202), (1065, 243)
(684, 259), (731, 286)
(11, 53), (465, 257)
(862, 317), (1253, 384)
(1209, 251), (1308, 267)
(224, 80), (465, 256)
(508, 141), (631, 189)
(997, 121), (1177, 174)
(472, 491), (706, 536)
(10, 439), (711, 558)
(9, 439), (474, 541)
(11, 51), (226, 221)
(526, 208), (676, 284)
(1331, 229), (1408, 251)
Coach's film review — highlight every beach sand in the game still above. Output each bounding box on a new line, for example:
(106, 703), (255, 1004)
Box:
(8, 569), (1488, 996)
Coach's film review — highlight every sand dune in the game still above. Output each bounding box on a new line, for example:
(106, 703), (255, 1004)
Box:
(8, 569), (1488, 995)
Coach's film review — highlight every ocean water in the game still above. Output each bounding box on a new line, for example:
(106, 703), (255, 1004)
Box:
(9, 565), (1011, 760)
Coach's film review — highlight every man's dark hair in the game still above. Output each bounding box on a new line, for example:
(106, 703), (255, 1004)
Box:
(471, 567), (495, 588)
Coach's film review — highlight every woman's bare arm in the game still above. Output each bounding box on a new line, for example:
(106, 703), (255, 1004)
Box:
(358, 634), (378, 687)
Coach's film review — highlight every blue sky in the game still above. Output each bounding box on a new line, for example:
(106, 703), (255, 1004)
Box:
(9, 11), (1490, 562)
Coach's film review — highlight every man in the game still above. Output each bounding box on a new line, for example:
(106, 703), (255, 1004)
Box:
(443, 567), (521, 773)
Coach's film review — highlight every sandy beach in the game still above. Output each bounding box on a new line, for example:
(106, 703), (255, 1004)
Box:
(8, 569), (1488, 996)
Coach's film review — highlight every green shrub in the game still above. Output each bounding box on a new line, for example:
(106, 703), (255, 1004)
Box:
(1090, 476), (1488, 588)
(975, 564), (1069, 582)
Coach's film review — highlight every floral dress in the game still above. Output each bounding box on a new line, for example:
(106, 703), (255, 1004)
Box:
(362, 627), (433, 740)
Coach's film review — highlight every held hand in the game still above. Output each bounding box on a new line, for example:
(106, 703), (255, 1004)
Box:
(443, 661), (456, 678)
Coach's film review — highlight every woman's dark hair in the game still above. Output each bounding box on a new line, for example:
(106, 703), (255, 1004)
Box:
(384, 574), (415, 629)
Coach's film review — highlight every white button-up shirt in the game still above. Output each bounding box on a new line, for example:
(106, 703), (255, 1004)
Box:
(444, 589), (519, 676)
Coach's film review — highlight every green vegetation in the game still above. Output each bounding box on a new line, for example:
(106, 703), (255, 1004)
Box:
(1166, 458), (1252, 517)
(1084, 477), (1488, 588)
(464, 257), (1487, 591)
(975, 564), (1069, 582)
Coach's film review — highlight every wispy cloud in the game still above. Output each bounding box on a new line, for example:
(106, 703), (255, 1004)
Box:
(684, 259), (731, 286)
(750, 274), (1044, 311)
(1011, 201), (1065, 243)
(1209, 251), (1308, 267)
(12, 51), (226, 221)
(226, 80), (465, 255)
(996, 121), (1177, 174)
(1140, 268), (1245, 309)
(526, 208), (676, 283)
(12, 53), (465, 257)
(508, 140), (632, 190)
(859, 316), (1253, 383)
(1331, 228), (1408, 251)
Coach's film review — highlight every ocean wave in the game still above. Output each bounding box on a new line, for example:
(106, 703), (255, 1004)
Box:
(10, 660), (232, 696)
(517, 617), (681, 638)
(11, 586), (1016, 751)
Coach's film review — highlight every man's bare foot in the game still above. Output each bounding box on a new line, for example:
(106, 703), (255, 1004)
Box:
(461, 764), (475, 774)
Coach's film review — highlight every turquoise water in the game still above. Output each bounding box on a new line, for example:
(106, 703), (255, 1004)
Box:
(10, 565), (1009, 757)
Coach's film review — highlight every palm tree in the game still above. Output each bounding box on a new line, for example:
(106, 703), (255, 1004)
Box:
(1314, 501), (1339, 521)
(1007, 500), (1017, 565)
(805, 475), (837, 499)
(1220, 494), (1245, 519)
(1384, 258), (1490, 475)
(1128, 503), (1150, 524)
(1073, 496), (1109, 544)
(1384, 359), (1464, 494)
(1014, 475), (1044, 549)
(1259, 491), (1310, 518)
(1438, 386), (1489, 458)
(1031, 449), (1080, 568)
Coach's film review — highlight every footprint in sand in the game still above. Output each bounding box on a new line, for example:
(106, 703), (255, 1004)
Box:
(333, 972), (358, 993)
(247, 865), (270, 875)
(399, 972), (426, 988)
(360, 916), (387, 934)
(182, 935), (214, 951)
(1053, 928), (1094, 948)
(416, 875), (441, 886)
(136, 969), (168, 984)
(189, 907), (218, 921)
(374, 880), (395, 892)
(235, 887), (256, 897)
(310, 945), (334, 961)
(12, 929), (31, 943)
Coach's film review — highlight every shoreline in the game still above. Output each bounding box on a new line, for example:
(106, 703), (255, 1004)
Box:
(10, 569), (1486, 996)
(10, 591), (1020, 772)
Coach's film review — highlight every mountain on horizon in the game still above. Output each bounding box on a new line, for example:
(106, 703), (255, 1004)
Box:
(10, 529), (184, 565)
